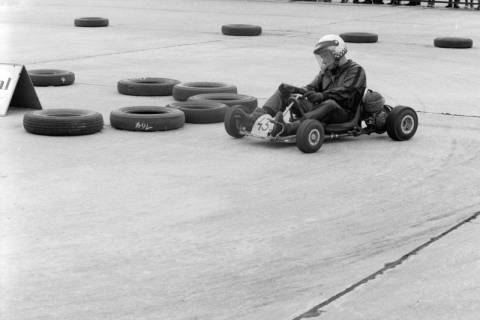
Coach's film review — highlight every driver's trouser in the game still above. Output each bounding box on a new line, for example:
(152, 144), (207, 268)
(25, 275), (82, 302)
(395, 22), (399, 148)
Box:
(263, 89), (351, 123)
(262, 89), (291, 115)
(303, 100), (351, 123)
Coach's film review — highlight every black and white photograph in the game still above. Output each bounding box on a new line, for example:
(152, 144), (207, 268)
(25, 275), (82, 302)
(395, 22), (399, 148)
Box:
(1, 0), (479, 319)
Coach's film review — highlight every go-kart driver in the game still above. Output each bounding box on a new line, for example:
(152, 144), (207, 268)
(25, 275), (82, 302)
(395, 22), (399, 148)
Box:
(239, 34), (367, 135)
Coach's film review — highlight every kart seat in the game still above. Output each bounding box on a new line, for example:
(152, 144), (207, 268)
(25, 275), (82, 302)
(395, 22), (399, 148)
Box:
(324, 102), (362, 133)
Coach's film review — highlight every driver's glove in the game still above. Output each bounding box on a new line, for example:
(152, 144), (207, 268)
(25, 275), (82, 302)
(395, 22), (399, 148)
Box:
(304, 91), (324, 103)
(278, 83), (300, 97)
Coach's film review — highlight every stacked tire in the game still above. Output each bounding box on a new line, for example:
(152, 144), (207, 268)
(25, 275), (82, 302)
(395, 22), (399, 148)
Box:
(172, 82), (237, 101)
(117, 78), (180, 96)
(110, 106), (185, 132)
(168, 101), (228, 124)
(188, 93), (257, 112)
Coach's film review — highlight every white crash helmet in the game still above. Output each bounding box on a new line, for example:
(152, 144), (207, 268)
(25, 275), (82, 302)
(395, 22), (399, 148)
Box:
(313, 34), (348, 60)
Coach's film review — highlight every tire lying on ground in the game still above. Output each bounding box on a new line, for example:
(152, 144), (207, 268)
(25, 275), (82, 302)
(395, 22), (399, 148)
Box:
(339, 32), (378, 43)
(221, 24), (262, 36)
(74, 17), (109, 27)
(433, 37), (473, 49)
(110, 106), (185, 132)
(28, 69), (75, 87)
(117, 78), (180, 96)
(167, 101), (228, 124)
(23, 109), (103, 136)
(172, 82), (237, 101)
(188, 93), (258, 112)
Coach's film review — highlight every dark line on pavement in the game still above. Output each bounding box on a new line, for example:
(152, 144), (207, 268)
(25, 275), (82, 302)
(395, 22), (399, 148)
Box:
(291, 210), (480, 320)
(416, 110), (480, 119)
(27, 40), (222, 65)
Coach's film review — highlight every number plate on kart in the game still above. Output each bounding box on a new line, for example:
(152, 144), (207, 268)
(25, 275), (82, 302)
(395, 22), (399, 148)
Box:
(251, 114), (274, 138)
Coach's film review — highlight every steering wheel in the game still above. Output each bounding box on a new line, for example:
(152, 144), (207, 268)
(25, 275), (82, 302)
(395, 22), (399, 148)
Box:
(287, 94), (310, 118)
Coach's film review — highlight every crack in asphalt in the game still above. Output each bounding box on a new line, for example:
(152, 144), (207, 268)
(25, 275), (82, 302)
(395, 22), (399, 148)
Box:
(416, 110), (480, 119)
(291, 210), (480, 319)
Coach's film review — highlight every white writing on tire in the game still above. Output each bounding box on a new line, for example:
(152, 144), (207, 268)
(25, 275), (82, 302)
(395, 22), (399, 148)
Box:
(135, 122), (153, 130)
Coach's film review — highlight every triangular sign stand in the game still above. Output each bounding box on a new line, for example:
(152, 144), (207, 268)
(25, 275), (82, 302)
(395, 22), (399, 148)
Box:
(0, 63), (42, 116)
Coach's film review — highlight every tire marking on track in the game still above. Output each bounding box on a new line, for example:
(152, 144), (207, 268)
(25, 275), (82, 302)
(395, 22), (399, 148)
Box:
(291, 210), (480, 320)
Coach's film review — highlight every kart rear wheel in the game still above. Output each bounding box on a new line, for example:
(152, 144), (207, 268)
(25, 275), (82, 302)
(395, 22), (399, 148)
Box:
(386, 106), (418, 141)
(296, 119), (325, 153)
(224, 105), (246, 138)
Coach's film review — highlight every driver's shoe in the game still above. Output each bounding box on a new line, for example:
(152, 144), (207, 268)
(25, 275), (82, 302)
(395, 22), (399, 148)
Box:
(236, 107), (266, 131)
(270, 112), (286, 137)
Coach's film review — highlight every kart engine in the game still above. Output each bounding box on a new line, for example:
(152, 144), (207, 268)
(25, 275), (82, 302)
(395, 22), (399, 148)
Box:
(362, 90), (389, 133)
(364, 107), (388, 133)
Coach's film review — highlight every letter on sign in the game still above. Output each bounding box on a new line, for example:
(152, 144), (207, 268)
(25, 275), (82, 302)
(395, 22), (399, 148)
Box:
(0, 64), (42, 116)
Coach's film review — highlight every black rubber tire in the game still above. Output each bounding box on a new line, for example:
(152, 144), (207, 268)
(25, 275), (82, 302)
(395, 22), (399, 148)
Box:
(339, 32), (378, 43)
(167, 101), (228, 124)
(386, 106), (418, 141)
(188, 93), (258, 112)
(434, 37), (473, 49)
(172, 82), (237, 101)
(221, 24), (262, 36)
(110, 106), (185, 132)
(28, 69), (75, 87)
(23, 109), (103, 136)
(74, 17), (109, 27)
(224, 105), (246, 138)
(296, 119), (325, 153)
(117, 78), (180, 96)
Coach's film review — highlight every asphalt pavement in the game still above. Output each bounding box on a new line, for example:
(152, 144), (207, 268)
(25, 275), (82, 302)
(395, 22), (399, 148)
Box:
(1, 1), (479, 319)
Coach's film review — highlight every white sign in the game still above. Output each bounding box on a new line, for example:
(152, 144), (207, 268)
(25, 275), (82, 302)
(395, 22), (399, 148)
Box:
(0, 63), (41, 116)
(251, 114), (274, 138)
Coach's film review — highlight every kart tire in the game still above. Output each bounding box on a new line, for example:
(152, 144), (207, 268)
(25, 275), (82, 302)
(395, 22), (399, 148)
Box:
(433, 37), (473, 49)
(110, 106), (184, 132)
(167, 101), (228, 124)
(117, 78), (180, 96)
(74, 17), (109, 27)
(339, 32), (378, 43)
(172, 82), (237, 101)
(224, 105), (246, 138)
(28, 69), (75, 87)
(296, 119), (325, 153)
(386, 106), (418, 141)
(23, 109), (103, 136)
(221, 24), (262, 36)
(188, 93), (257, 112)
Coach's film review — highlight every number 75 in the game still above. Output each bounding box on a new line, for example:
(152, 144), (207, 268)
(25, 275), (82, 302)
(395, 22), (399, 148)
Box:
(257, 120), (269, 131)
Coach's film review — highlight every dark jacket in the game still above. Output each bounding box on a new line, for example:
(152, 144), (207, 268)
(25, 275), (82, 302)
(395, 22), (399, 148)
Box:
(304, 59), (366, 113)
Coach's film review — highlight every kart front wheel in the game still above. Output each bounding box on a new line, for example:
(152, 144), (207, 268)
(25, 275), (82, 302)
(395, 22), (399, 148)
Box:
(224, 105), (246, 138)
(296, 119), (325, 153)
(386, 106), (418, 141)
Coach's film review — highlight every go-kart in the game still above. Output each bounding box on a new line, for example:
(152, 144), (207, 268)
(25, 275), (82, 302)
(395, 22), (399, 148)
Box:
(224, 91), (418, 153)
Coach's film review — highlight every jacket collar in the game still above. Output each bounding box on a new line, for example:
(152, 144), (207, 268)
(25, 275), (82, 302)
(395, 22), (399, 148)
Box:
(328, 59), (352, 76)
